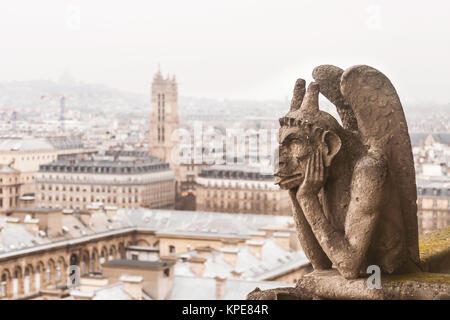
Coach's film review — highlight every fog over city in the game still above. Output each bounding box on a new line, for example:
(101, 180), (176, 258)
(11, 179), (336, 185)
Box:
(0, 0), (449, 303)
(1, 0), (450, 104)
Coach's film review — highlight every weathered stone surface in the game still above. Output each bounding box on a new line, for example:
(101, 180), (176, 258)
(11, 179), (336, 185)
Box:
(247, 269), (450, 300)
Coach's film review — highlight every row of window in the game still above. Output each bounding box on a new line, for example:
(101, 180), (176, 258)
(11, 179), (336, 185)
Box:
(0, 197), (18, 209)
(417, 198), (450, 209)
(205, 190), (277, 200)
(40, 184), (139, 193)
(41, 194), (139, 204)
(204, 200), (277, 212)
(205, 180), (272, 190)
(0, 187), (19, 194)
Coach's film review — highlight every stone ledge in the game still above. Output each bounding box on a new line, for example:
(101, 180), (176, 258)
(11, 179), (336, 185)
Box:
(247, 269), (450, 300)
(419, 226), (450, 273)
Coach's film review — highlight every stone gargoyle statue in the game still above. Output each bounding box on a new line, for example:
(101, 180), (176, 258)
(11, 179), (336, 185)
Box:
(274, 65), (422, 279)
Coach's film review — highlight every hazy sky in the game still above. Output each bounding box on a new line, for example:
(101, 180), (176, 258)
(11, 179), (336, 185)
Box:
(1, 0), (450, 104)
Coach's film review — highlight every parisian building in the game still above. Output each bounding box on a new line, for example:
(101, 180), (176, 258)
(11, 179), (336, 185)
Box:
(0, 137), (95, 213)
(417, 178), (450, 234)
(195, 164), (291, 215)
(35, 151), (175, 210)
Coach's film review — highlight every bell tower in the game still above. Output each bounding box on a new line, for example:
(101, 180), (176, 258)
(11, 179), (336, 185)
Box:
(148, 67), (180, 183)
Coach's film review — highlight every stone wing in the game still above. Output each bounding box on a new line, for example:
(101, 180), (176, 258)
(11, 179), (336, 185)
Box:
(340, 65), (420, 266)
(312, 64), (358, 131)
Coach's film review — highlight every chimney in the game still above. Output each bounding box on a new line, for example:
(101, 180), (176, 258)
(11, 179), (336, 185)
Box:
(221, 248), (239, 267)
(188, 256), (206, 277)
(215, 276), (227, 299)
(86, 203), (102, 215)
(231, 269), (244, 279)
(221, 239), (240, 248)
(259, 227), (274, 239)
(23, 216), (40, 237)
(80, 276), (109, 292)
(62, 209), (74, 215)
(250, 231), (266, 241)
(273, 232), (290, 251)
(70, 290), (95, 300)
(5, 217), (20, 228)
(246, 240), (264, 259)
(104, 206), (118, 220)
(195, 246), (213, 259)
(120, 276), (143, 300)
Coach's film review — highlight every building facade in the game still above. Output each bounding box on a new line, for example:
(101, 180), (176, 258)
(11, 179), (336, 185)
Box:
(0, 166), (21, 213)
(417, 179), (450, 234)
(35, 153), (175, 210)
(0, 137), (94, 213)
(196, 165), (291, 215)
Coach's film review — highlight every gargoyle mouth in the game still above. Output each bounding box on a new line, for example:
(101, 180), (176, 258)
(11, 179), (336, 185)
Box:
(274, 173), (303, 188)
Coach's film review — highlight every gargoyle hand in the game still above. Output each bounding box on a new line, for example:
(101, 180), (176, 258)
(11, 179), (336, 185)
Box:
(298, 150), (325, 197)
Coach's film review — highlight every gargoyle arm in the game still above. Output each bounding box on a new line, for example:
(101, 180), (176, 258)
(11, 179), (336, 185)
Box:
(298, 153), (387, 279)
(289, 190), (332, 270)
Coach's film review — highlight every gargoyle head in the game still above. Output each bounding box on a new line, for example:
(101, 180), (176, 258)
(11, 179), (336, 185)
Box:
(274, 81), (343, 190)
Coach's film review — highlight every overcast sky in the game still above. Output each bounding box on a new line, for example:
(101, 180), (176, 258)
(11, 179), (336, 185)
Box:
(1, 0), (450, 104)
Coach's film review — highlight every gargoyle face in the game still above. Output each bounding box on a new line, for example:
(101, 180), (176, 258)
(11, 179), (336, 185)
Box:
(274, 126), (313, 190)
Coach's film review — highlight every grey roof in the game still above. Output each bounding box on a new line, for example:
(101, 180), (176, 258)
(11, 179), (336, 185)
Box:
(0, 223), (48, 252)
(0, 138), (56, 151)
(38, 157), (170, 174)
(169, 276), (293, 300)
(174, 239), (308, 280)
(117, 208), (293, 236)
(65, 282), (151, 300)
(105, 150), (158, 160)
(102, 259), (175, 269)
(46, 137), (84, 150)
(0, 208), (294, 259)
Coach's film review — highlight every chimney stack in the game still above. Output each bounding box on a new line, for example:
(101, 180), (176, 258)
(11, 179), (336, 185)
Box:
(221, 248), (239, 267)
(5, 217), (20, 228)
(246, 240), (264, 259)
(188, 256), (206, 277)
(24, 216), (40, 237)
(273, 232), (290, 251)
(104, 206), (118, 220)
(120, 276), (143, 300)
(250, 231), (266, 241)
(195, 246), (213, 259)
(215, 276), (227, 299)
(231, 269), (244, 279)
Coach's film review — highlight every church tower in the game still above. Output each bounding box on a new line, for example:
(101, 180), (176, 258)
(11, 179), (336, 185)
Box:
(148, 67), (180, 188)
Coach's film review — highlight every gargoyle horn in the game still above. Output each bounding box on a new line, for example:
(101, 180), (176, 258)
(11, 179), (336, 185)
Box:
(289, 78), (306, 112)
(299, 82), (320, 114)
